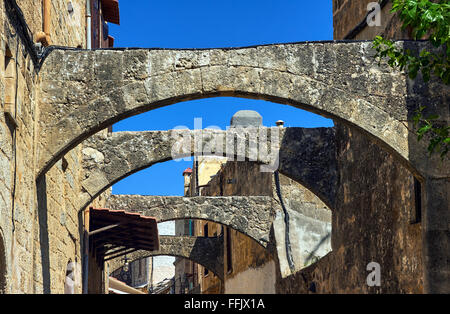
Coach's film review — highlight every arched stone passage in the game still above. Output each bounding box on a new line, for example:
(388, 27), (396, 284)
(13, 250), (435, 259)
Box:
(107, 195), (277, 247)
(37, 41), (448, 179)
(80, 127), (337, 211)
(109, 236), (224, 280)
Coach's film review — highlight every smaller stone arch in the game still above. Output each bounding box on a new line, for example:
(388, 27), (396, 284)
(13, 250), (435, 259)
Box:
(107, 195), (278, 247)
(81, 127), (337, 212)
(109, 236), (224, 280)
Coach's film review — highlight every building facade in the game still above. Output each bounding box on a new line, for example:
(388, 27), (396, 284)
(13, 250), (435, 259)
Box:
(0, 0), (119, 294)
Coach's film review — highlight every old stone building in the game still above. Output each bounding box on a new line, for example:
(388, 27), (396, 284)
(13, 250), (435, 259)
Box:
(0, 0), (448, 295)
(176, 111), (333, 294)
(0, 0), (119, 294)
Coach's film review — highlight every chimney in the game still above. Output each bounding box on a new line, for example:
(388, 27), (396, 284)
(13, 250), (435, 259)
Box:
(275, 120), (284, 128)
(183, 168), (193, 196)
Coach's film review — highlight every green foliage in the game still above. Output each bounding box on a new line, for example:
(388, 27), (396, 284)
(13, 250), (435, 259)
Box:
(413, 106), (449, 158)
(372, 0), (449, 158)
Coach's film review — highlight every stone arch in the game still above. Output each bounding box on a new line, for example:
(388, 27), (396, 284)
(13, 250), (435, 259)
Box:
(37, 41), (448, 180)
(108, 236), (224, 280)
(107, 195), (278, 247)
(80, 127), (337, 212)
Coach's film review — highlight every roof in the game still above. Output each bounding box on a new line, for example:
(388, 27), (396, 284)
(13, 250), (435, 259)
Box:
(101, 0), (120, 25)
(151, 278), (173, 294)
(89, 207), (159, 263)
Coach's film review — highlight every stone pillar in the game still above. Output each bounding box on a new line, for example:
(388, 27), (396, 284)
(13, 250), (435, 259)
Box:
(423, 176), (450, 293)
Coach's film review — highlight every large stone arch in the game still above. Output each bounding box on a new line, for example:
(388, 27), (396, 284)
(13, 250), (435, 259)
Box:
(80, 127), (337, 211)
(37, 41), (448, 180)
(37, 41), (449, 293)
(108, 236), (224, 280)
(107, 195), (277, 247)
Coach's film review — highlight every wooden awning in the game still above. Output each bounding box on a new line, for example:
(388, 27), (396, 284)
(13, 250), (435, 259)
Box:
(101, 0), (120, 25)
(89, 207), (159, 263)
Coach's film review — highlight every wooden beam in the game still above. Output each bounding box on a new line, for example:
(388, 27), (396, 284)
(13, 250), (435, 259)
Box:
(88, 223), (121, 236)
(104, 248), (139, 262)
(103, 246), (131, 258)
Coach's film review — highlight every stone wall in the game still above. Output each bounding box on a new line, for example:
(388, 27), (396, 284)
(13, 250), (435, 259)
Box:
(224, 260), (276, 294)
(281, 0), (426, 294)
(334, 125), (422, 293)
(15, 0), (86, 47)
(332, 0), (409, 39)
(274, 0), (426, 294)
(274, 173), (332, 274)
(0, 0), (107, 293)
(276, 125), (423, 293)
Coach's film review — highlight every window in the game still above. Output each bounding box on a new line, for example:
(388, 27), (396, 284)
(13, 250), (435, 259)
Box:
(226, 227), (233, 273)
(203, 223), (208, 238)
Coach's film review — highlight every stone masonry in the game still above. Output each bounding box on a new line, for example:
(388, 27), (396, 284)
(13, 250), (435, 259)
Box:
(37, 42), (449, 181)
(0, 0), (448, 294)
(107, 195), (276, 247)
(109, 236), (225, 280)
(81, 127), (337, 211)
(0, 0), (110, 294)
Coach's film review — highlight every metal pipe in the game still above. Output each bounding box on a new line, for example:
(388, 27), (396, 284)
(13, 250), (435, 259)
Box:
(82, 209), (90, 294)
(35, 0), (51, 45)
(274, 171), (296, 274)
(86, 0), (92, 49)
(43, 0), (50, 37)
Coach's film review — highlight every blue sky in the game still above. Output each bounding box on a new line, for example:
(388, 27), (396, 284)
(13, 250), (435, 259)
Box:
(109, 0), (334, 196)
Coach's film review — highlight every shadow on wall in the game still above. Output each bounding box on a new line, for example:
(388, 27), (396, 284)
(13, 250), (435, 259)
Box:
(404, 41), (449, 294)
(36, 176), (51, 294)
(303, 233), (331, 267)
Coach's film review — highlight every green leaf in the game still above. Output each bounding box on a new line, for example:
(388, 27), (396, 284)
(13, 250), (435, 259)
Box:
(373, 0), (449, 159)
(426, 114), (439, 120)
